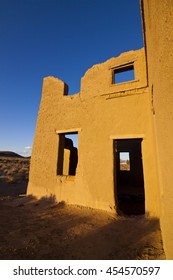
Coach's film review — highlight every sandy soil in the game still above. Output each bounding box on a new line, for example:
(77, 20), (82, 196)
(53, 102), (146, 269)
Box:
(0, 156), (165, 260)
(0, 194), (165, 260)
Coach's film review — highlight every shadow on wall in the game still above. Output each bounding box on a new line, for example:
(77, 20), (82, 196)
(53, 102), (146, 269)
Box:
(0, 195), (165, 260)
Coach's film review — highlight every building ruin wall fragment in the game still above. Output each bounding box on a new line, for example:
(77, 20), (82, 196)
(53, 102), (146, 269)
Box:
(27, 48), (160, 217)
(141, 0), (173, 260)
(27, 0), (173, 259)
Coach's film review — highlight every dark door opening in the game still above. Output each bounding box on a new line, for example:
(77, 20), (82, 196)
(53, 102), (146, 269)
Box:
(114, 138), (145, 215)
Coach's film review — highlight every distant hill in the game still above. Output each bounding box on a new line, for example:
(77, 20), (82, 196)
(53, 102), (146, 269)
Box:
(0, 151), (24, 158)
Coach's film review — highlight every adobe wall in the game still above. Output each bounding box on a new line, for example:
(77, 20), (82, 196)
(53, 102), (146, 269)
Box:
(27, 48), (159, 217)
(142, 0), (173, 259)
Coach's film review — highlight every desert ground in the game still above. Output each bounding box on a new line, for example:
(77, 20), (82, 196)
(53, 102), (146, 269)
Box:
(0, 156), (165, 260)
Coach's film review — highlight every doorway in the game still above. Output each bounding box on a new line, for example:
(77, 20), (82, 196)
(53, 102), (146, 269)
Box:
(114, 138), (145, 215)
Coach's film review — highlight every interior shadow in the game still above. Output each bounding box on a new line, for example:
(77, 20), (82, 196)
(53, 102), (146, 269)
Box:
(113, 139), (145, 216)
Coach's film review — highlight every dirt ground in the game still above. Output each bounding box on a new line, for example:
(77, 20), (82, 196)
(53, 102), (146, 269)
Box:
(0, 157), (165, 260)
(0, 195), (165, 260)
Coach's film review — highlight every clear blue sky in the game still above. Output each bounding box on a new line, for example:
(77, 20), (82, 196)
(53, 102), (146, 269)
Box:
(0, 0), (143, 156)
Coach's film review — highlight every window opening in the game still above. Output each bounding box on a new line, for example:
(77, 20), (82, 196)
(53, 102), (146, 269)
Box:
(119, 152), (130, 171)
(57, 132), (78, 176)
(113, 65), (135, 84)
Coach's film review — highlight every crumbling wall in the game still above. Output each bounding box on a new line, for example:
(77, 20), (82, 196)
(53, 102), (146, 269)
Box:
(142, 0), (173, 259)
(27, 48), (159, 216)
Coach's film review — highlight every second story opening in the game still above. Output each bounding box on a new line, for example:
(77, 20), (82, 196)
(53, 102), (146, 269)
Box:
(113, 64), (135, 84)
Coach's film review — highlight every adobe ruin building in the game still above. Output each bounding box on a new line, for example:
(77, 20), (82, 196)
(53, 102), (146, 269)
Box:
(27, 0), (173, 259)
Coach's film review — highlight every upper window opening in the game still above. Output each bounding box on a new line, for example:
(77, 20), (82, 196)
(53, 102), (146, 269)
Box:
(57, 132), (78, 176)
(119, 152), (130, 171)
(113, 65), (135, 84)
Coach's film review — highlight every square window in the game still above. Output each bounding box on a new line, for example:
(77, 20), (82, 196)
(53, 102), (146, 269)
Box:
(113, 65), (135, 84)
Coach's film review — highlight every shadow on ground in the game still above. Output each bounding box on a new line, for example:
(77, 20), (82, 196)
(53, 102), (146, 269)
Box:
(0, 193), (165, 260)
(0, 179), (28, 197)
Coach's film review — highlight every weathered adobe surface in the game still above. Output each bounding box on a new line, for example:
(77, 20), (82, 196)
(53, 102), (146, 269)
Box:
(28, 48), (160, 218)
(142, 0), (173, 260)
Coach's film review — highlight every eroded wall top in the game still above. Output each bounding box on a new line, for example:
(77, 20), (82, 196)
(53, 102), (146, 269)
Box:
(80, 48), (147, 98)
(42, 48), (147, 100)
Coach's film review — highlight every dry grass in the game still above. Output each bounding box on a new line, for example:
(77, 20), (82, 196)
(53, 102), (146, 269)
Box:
(0, 157), (30, 184)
